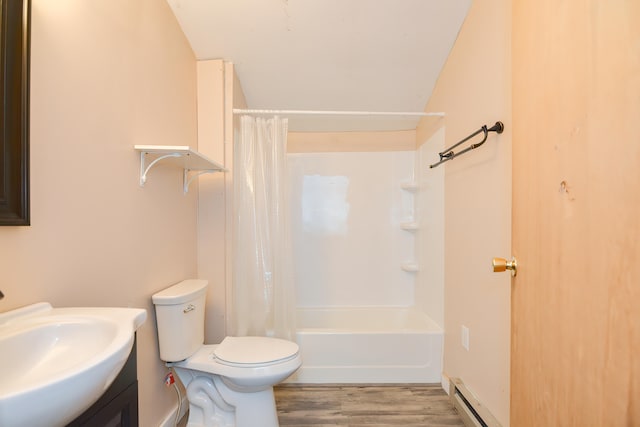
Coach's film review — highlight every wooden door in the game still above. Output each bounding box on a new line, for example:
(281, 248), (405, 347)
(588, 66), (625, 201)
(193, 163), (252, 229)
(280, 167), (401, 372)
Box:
(511, 1), (640, 426)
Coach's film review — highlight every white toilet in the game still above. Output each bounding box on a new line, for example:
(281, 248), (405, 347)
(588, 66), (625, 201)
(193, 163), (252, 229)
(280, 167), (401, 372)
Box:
(152, 279), (301, 427)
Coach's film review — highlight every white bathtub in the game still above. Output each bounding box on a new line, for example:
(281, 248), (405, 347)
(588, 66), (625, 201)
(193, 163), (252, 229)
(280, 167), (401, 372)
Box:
(288, 307), (443, 383)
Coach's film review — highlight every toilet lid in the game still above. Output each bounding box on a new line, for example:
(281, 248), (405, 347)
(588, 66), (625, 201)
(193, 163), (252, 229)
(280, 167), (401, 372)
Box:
(213, 336), (299, 365)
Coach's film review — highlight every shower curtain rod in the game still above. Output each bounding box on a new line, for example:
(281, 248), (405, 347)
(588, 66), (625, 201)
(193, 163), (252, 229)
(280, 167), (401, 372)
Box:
(233, 108), (445, 117)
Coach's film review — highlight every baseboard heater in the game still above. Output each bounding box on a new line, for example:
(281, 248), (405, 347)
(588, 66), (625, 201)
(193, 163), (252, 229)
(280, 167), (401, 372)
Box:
(449, 378), (502, 427)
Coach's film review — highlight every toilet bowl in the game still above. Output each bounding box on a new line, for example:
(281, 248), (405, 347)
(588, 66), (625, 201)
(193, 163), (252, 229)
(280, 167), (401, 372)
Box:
(152, 280), (301, 427)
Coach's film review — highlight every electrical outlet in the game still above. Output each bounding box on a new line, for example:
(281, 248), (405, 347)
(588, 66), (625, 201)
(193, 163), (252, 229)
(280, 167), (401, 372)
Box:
(461, 325), (470, 351)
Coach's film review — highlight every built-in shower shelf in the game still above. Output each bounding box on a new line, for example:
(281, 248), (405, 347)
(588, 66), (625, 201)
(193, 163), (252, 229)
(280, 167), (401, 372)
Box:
(400, 181), (418, 192)
(134, 145), (227, 193)
(401, 263), (419, 272)
(400, 221), (419, 231)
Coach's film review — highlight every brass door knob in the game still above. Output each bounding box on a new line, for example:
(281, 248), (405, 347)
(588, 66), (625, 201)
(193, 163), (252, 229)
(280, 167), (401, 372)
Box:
(492, 257), (517, 276)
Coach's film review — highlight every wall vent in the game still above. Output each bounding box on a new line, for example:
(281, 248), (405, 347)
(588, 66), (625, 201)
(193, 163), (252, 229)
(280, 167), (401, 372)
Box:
(449, 378), (502, 427)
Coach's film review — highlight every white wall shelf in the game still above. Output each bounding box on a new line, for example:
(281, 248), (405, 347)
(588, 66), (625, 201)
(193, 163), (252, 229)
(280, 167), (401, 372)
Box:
(401, 263), (419, 272)
(134, 145), (227, 193)
(400, 181), (418, 192)
(400, 180), (418, 273)
(400, 221), (419, 231)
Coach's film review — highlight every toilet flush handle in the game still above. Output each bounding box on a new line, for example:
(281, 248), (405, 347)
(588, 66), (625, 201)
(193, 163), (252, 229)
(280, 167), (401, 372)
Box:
(183, 304), (196, 313)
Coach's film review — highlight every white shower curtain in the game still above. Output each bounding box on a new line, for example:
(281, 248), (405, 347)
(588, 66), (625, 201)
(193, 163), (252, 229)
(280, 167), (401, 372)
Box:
(232, 115), (296, 340)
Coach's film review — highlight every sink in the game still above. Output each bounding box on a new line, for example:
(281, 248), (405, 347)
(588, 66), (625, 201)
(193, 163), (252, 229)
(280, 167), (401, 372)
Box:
(0, 302), (146, 427)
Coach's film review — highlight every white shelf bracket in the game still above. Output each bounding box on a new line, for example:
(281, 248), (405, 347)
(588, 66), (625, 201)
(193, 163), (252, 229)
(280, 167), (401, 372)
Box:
(183, 169), (216, 194)
(134, 145), (226, 192)
(139, 151), (182, 187)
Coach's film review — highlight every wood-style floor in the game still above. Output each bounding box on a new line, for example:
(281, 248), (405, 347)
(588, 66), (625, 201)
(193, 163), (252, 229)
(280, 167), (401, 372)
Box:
(274, 384), (465, 427)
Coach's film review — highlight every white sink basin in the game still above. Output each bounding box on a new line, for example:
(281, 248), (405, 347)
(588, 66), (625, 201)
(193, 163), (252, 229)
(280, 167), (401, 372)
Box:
(0, 302), (146, 427)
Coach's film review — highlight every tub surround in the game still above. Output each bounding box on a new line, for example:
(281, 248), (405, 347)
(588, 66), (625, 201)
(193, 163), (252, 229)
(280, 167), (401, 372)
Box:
(289, 151), (418, 308)
(287, 149), (444, 383)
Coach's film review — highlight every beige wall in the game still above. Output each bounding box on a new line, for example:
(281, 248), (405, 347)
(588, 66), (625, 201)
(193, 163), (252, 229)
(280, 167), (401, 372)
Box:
(194, 60), (248, 344)
(288, 130), (416, 153)
(0, 1), (198, 425)
(196, 60), (228, 343)
(417, 0), (512, 424)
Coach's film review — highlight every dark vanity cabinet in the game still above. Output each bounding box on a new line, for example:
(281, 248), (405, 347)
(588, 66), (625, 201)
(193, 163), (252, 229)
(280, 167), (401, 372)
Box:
(66, 338), (139, 427)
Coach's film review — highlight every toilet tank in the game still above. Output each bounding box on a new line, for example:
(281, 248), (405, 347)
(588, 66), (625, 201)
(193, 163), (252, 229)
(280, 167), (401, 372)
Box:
(152, 279), (208, 362)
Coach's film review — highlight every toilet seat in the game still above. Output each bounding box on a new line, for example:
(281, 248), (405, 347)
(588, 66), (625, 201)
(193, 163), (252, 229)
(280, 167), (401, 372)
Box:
(173, 340), (301, 378)
(214, 336), (299, 367)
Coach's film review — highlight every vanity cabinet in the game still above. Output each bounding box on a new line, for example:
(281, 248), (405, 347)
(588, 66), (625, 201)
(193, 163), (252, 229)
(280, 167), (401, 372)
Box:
(66, 338), (139, 427)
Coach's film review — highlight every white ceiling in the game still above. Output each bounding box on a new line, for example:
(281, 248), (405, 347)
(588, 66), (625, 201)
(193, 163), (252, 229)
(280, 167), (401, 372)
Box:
(166, 0), (471, 131)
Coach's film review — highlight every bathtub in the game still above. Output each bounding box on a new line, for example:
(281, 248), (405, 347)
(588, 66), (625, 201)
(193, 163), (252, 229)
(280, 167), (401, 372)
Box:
(288, 307), (443, 383)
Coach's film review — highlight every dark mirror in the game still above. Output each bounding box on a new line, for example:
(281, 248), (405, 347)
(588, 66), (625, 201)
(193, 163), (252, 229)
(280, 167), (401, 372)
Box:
(0, 0), (30, 226)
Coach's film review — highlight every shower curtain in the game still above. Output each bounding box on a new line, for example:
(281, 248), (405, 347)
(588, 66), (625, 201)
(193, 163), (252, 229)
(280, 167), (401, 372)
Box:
(232, 115), (296, 340)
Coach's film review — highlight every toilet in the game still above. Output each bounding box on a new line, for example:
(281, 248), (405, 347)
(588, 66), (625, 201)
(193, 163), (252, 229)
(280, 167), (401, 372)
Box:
(152, 279), (301, 427)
